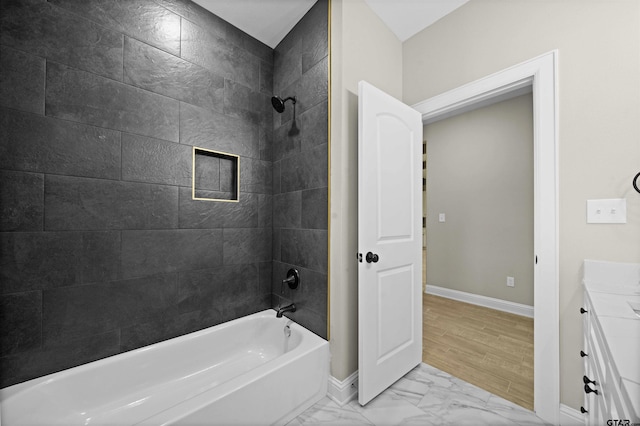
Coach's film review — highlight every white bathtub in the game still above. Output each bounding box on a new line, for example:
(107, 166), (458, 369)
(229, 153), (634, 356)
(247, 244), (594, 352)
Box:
(0, 310), (329, 425)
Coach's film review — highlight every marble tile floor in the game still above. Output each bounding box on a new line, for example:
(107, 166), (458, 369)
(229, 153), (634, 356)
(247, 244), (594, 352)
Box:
(287, 363), (550, 426)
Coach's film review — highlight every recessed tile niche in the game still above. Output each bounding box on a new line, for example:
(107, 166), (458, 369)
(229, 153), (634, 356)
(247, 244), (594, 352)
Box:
(192, 147), (239, 202)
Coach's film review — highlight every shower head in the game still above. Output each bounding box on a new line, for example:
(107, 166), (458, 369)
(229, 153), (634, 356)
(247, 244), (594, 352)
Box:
(271, 95), (296, 113)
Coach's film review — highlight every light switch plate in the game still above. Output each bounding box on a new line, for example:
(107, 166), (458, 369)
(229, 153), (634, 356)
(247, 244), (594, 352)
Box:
(586, 198), (627, 224)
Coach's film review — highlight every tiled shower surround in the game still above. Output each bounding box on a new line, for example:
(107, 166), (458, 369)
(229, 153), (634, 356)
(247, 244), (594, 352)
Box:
(271, 1), (329, 339)
(0, 0), (328, 388)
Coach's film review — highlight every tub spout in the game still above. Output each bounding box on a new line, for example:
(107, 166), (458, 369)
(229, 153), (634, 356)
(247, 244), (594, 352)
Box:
(276, 303), (296, 318)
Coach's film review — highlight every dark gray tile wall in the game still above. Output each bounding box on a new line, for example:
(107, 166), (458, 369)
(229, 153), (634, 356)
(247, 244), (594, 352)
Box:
(0, 1), (124, 81)
(0, 0), (276, 388)
(0, 46), (45, 114)
(45, 62), (181, 142)
(50, 0), (182, 56)
(0, 108), (122, 180)
(44, 175), (180, 230)
(0, 170), (44, 232)
(271, 0), (328, 339)
(180, 102), (259, 157)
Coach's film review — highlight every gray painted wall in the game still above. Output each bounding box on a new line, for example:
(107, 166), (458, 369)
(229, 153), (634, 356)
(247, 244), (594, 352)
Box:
(0, 0), (327, 388)
(424, 94), (534, 306)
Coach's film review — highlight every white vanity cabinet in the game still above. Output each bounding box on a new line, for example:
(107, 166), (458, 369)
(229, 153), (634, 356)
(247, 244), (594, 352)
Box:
(581, 260), (640, 426)
(581, 293), (601, 425)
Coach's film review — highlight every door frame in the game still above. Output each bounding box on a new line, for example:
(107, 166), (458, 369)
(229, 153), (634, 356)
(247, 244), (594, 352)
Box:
(412, 50), (559, 424)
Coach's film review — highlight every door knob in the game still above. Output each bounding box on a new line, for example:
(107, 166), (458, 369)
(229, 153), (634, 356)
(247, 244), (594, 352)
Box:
(365, 252), (379, 263)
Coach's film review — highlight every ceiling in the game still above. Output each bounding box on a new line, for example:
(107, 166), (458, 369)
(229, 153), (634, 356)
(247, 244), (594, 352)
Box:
(192, 0), (470, 49)
(364, 0), (469, 42)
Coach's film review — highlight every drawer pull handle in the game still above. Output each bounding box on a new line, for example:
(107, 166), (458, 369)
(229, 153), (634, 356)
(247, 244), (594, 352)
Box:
(583, 375), (596, 386)
(580, 307), (588, 314)
(584, 384), (598, 395)
(580, 350), (588, 357)
(580, 406), (588, 414)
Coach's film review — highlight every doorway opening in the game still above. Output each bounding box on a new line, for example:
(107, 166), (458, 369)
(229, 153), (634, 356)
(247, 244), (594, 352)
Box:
(412, 51), (559, 424)
(422, 92), (534, 409)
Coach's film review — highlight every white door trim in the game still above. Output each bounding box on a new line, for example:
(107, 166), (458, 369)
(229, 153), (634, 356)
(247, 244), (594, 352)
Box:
(412, 50), (560, 425)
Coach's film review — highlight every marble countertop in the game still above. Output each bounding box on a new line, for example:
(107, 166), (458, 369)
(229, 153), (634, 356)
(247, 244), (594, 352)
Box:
(583, 259), (640, 420)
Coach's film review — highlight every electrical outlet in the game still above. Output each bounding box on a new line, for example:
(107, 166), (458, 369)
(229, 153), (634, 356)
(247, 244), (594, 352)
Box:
(507, 276), (515, 287)
(438, 213), (446, 222)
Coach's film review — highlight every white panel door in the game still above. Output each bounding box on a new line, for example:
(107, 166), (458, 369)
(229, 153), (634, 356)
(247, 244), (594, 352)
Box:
(357, 81), (423, 405)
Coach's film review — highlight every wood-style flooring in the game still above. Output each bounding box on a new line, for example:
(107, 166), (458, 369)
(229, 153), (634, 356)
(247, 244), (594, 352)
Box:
(422, 293), (534, 410)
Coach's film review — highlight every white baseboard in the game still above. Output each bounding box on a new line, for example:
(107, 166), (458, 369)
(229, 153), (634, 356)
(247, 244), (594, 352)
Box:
(327, 371), (358, 406)
(425, 284), (534, 318)
(559, 404), (584, 426)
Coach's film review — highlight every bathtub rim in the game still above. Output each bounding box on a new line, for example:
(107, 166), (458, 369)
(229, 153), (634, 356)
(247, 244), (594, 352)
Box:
(137, 334), (329, 425)
(0, 309), (326, 401)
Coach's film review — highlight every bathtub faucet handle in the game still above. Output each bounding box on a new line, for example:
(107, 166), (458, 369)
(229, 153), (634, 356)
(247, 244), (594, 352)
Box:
(281, 269), (299, 290)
